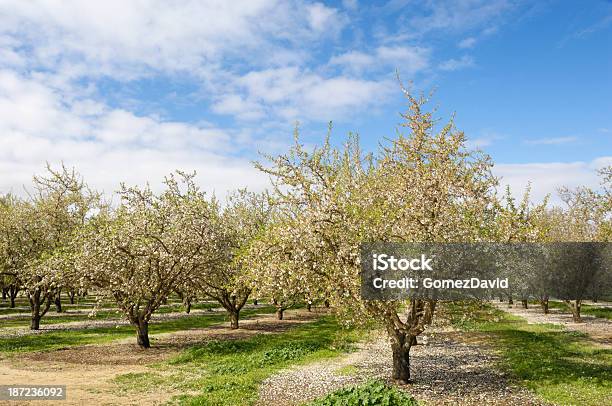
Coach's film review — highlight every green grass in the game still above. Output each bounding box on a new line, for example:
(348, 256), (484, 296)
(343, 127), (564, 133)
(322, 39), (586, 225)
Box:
(545, 301), (612, 320)
(1, 303), (220, 329)
(447, 302), (612, 406)
(0, 297), (101, 309)
(0, 299), (225, 328)
(0, 307), (274, 354)
(582, 306), (612, 320)
(156, 302), (219, 314)
(113, 316), (367, 406)
(0, 310), (122, 328)
(306, 380), (418, 406)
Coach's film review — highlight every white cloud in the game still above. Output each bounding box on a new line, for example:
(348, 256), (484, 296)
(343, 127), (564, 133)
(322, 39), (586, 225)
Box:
(329, 51), (376, 71)
(0, 70), (269, 198)
(211, 94), (266, 121)
(307, 2), (345, 33)
(458, 37), (477, 49)
(438, 55), (475, 71)
(523, 136), (577, 145)
(466, 137), (494, 149)
(303, 76), (388, 114)
(0, 0), (408, 191)
(0, 1), (391, 125)
(215, 67), (393, 121)
(494, 157), (612, 205)
(330, 46), (430, 75)
(0, 0), (344, 79)
(377, 46), (430, 73)
(465, 131), (504, 149)
(404, 0), (513, 37)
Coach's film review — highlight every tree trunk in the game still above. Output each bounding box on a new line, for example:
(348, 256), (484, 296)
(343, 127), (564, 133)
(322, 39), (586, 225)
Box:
(324, 299), (330, 308)
(253, 298), (258, 305)
(30, 291), (46, 330)
(566, 299), (582, 322)
(29, 290), (51, 330)
(390, 334), (412, 384)
(521, 299), (528, 309)
(69, 290), (75, 304)
(1, 288), (6, 301)
(185, 299), (191, 314)
(540, 298), (549, 314)
(31, 313), (41, 330)
(54, 292), (62, 313)
(230, 309), (239, 329)
(30, 292), (41, 330)
(9, 286), (18, 308)
(508, 296), (513, 306)
(276, 307), (284, 320)
(136, 320), (150, 348)
(307, 302), (312, 312)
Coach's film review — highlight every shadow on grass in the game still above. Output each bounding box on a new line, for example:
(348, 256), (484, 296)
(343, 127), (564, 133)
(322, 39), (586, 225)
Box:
(114, 317), (365, 406)
(0, 307), (275, 354)
(542, 300), (612, 320)
(446, 302), (611, 406)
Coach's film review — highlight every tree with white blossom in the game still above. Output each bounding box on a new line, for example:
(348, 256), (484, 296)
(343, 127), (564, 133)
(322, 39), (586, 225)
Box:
(77, 172), (219, 347)
(0, 165), (99, 329)
(247, 218), (318, 320)
(0, 194), (21, 308)
(190, 189), (272, 328)
(255, 89), (502, 383)
(551, 166), (612, 320)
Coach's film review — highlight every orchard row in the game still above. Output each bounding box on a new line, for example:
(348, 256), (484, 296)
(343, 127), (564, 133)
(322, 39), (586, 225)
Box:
(1, 90), (610, 382)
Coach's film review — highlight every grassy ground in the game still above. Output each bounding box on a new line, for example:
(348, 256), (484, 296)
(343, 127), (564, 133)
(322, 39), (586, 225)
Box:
(113, 316), (366, 406)
(0, 297), (101, 311)
(0, 310), (121, 327)
(0, 296), (218, 310)
(545, 300), (612, 320)
(0, 296), (228, 330)
(0, 307), (275, 354)
(447, 302), (611, 406)
(0, 304), (221, 329)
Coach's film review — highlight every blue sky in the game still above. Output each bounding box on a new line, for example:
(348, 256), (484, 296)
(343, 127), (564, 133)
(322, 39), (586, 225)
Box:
(0, 0), (610, 204)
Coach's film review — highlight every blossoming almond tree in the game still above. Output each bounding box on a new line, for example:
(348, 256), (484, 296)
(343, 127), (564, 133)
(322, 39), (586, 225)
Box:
(0, 194), (21, 308)
(255, 90), (501, 383)
(598, 165), (612, 241)
(0, 165), (99, 329)
(189, 189), (272, 329)
(77, 172), (219, 347)
(491, 186), (548, 309)
(552, 166), (612, 320)
(246, 219), (317, 320)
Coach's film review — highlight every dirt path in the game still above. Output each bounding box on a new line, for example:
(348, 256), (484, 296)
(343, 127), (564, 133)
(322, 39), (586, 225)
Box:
(258, 321), (546, 406)
(0, 311), (317, 406)
(493, 302), (612, 344)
